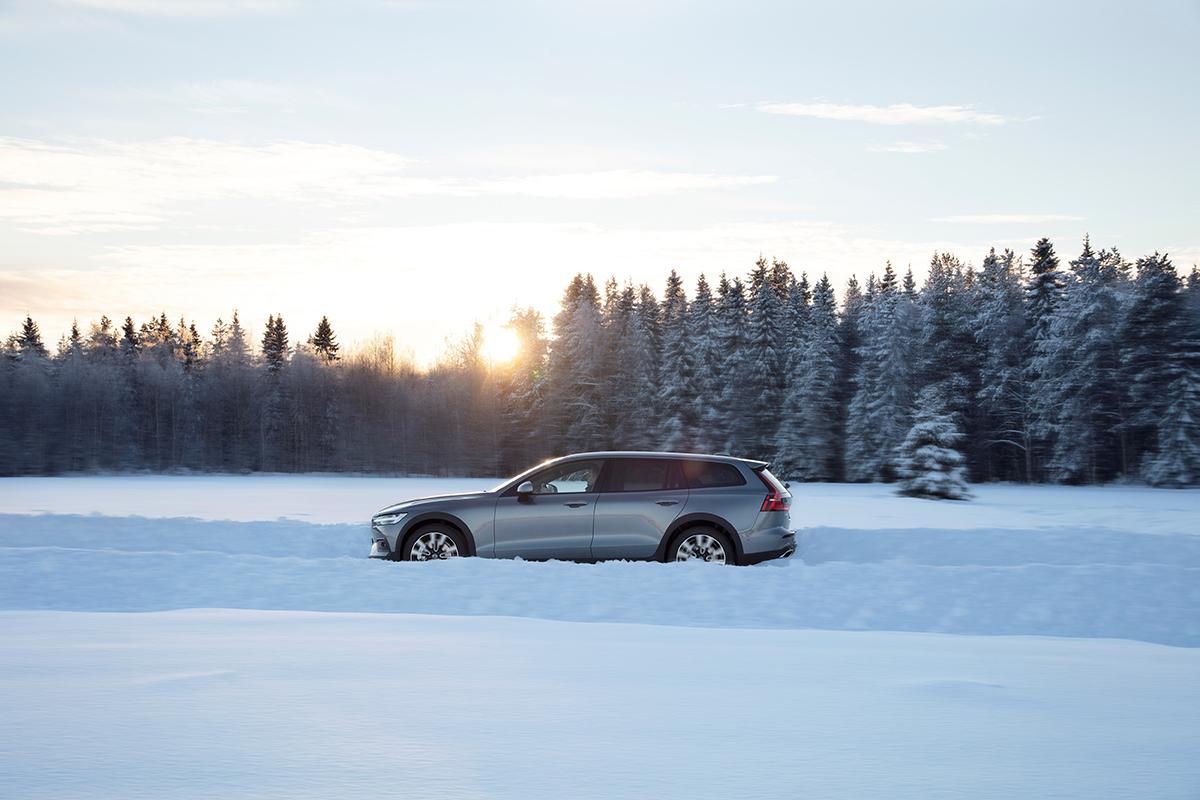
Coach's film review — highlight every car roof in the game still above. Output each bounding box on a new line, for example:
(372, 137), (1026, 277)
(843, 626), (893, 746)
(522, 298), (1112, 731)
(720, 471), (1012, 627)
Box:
(552, 451), (768, 469)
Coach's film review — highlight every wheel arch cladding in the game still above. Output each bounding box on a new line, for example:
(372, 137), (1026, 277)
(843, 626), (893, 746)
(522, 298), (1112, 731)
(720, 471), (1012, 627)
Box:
(398, 512), (476, 557)
(656, 512), (743, 562)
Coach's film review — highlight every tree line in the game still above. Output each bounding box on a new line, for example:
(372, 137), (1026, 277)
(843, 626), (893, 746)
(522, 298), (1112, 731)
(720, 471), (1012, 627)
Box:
(3, 236), (1199, 485)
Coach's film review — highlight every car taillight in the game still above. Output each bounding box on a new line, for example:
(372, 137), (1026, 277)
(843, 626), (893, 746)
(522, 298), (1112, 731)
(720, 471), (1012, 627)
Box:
(755, 468), (791, 512)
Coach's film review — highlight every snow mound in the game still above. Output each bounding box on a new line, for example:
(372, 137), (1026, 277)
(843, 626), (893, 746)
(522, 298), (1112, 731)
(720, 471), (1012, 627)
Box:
(3, 511), (1198, 646)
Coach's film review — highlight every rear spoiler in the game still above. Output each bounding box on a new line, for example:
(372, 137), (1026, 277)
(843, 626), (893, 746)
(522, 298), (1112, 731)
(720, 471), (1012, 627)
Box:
(714, 453), (769, 470)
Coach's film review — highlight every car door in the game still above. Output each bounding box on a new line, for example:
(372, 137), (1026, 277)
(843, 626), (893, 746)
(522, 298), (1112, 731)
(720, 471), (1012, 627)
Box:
(492, 459), (604, 560)
(591, 458), (689, 560)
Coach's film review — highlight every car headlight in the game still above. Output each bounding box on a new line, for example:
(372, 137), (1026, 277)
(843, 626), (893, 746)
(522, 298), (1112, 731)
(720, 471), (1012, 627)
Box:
(372, 512), (407, 526)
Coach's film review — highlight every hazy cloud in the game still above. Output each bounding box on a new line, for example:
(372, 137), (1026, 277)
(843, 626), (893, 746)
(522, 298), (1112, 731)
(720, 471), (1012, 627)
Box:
(757, 102), (1007, 126)
(48, 0), (294, 16)
(866, 141), (948, 154)
(0, 137), (776, 234)
(931, 213), (1085, 224)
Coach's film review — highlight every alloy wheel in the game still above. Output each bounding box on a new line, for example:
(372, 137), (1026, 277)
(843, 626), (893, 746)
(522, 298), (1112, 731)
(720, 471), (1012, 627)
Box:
(675, 533), (727, 564)
(409, 530), (460, 561)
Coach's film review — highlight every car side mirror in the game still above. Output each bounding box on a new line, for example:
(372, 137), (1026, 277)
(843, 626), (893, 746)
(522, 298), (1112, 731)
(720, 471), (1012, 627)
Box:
(516, 481), (534, 498)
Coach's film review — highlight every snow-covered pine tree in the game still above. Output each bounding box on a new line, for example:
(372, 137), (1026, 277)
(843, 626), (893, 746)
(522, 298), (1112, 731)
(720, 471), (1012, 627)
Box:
(1025, 237), (1064, 343)
(562, 276), (608, 452)
(86, 316), (119, 363)
(773, 274), (840, 480)
(918, 252), (980, 450)
(1033, 240), (1131, 482)
(834, 275), (864, 481)
(845, 273), (879, 480)
(1023, 237), (1065, 479)
(17, 315), (48, 359)
(743, 257), (786, 460)
(714, 273), (749, 453)
(848, 263), (918, 481)
(599, 283), (656, 450)
(973, 248), (1033, 480)
(656, 270), (696, 451)
(687, 274), (722, 453)
(119, 316), (140, 359)
(1142, 369), (1200, 487)
(498, 306), (549, 469)
(261, 314), (289, 372)
(896, 385), (972, 500)
(309, 316), (340, 362)
(1121, 252), (1189, 470)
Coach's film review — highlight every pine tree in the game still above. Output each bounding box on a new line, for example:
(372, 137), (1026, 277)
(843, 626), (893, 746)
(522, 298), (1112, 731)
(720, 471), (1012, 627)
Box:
(262, 314), (289, 372)
(1121, 252), (1189, 469)
(1142, 370), (1200, 487)
(774, 274), (840, 480)
(1026, 237), (1064, 342)
(715, 273), (750, 452)
(1033, 240), (1131, 482)
(687, 274), (722, 452)
(973, 248), (1032, 480)
(499, 306), (549, 468)
(120, 316), (140, 357)
(743, 257), (786, 459)
(17, 315), (48, 359)
(309, 316), (340, 362)
(847, 263), (917, 480)
(896, 385), (971, 499)
(86, 316), (119, 362)
(657, 270), (695, 451)
(834, 275), (864, 480)
(1024, 237), (1067, 479)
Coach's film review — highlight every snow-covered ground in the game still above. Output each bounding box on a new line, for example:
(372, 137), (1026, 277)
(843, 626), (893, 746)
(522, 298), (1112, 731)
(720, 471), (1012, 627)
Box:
(1, 476), (1199, 798)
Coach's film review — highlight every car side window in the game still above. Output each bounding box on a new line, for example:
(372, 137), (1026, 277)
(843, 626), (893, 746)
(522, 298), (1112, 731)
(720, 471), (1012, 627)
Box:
(681, 460), (746, 489)
(606, 459), (686, 492)
(528, 460), (603, 494)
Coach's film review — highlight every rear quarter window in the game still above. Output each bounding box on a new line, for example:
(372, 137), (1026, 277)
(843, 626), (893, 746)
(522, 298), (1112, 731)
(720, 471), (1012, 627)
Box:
(681, 460), (747, 489)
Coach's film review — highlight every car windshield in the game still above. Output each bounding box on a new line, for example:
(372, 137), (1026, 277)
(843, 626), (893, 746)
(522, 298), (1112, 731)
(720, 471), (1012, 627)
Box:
(489, 459), (556, 493)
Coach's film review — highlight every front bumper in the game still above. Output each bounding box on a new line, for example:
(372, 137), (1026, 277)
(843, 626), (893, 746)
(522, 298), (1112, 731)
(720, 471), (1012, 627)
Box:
(369, 526), (393, 559)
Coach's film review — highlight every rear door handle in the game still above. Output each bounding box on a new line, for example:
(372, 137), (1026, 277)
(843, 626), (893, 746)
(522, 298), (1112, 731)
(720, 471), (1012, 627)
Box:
(655, 500), (680, 506)
(564, 501), (589, 508)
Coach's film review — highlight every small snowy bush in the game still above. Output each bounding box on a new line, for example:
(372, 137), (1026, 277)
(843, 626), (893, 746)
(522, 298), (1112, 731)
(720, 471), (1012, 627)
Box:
(897, 386), (972, 500)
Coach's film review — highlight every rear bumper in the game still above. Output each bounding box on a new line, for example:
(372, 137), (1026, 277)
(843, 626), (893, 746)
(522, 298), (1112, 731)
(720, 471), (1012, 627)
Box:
(740, 537), (796, 565)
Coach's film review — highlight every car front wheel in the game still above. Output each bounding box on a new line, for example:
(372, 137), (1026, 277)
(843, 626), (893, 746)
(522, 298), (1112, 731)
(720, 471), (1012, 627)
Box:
(672, 528), (735, 565)
(403, 525), (467, 561)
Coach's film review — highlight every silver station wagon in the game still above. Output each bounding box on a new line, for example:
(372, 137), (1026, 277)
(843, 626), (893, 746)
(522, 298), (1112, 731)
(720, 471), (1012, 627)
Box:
(369, 451), (795, 565)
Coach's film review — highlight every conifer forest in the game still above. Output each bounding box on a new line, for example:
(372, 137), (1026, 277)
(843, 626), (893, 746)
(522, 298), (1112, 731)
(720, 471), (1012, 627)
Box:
(3, 237), (1198, 486)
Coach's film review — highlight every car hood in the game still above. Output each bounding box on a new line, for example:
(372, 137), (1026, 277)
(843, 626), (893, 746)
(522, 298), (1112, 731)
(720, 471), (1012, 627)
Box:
(375, 491), (492, 516)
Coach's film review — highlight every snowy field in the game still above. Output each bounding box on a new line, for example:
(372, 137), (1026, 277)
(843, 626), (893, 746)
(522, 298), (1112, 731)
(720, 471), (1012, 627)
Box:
(2, 476), (1199, 799)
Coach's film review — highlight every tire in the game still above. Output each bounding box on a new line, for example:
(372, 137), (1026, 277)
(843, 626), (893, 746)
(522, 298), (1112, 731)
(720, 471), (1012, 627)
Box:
(669, 526), (736, 565)
(402, 523), (468, 561)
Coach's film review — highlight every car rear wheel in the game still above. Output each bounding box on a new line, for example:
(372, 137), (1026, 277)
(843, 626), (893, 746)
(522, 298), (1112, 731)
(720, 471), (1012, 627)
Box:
(672, 528), (735, 565)
(403, 525), (466, 561)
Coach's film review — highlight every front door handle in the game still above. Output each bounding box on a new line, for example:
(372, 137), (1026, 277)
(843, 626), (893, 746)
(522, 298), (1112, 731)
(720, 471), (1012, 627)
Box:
(655, 500), (680, 506)
(564, 501), (589, 508)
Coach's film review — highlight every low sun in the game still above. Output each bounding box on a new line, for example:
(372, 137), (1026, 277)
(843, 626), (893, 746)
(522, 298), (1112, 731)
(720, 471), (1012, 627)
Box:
(481, 325), (521, 363)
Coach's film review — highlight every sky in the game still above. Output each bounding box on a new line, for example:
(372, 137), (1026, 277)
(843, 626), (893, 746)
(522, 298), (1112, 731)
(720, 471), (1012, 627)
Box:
(2, 0), (1198, 363)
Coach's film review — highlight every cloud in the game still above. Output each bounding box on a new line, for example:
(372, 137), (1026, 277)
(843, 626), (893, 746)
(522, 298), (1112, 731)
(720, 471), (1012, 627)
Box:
(866, 141), (948, 154)
(473, 170), (775, 199)
(756, 102), (1007, 126)
(48, 0), (293, 16)
(930, 213), (1085, 224)
(107, 79), (328, 115)
(0, 137), (776, 234)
